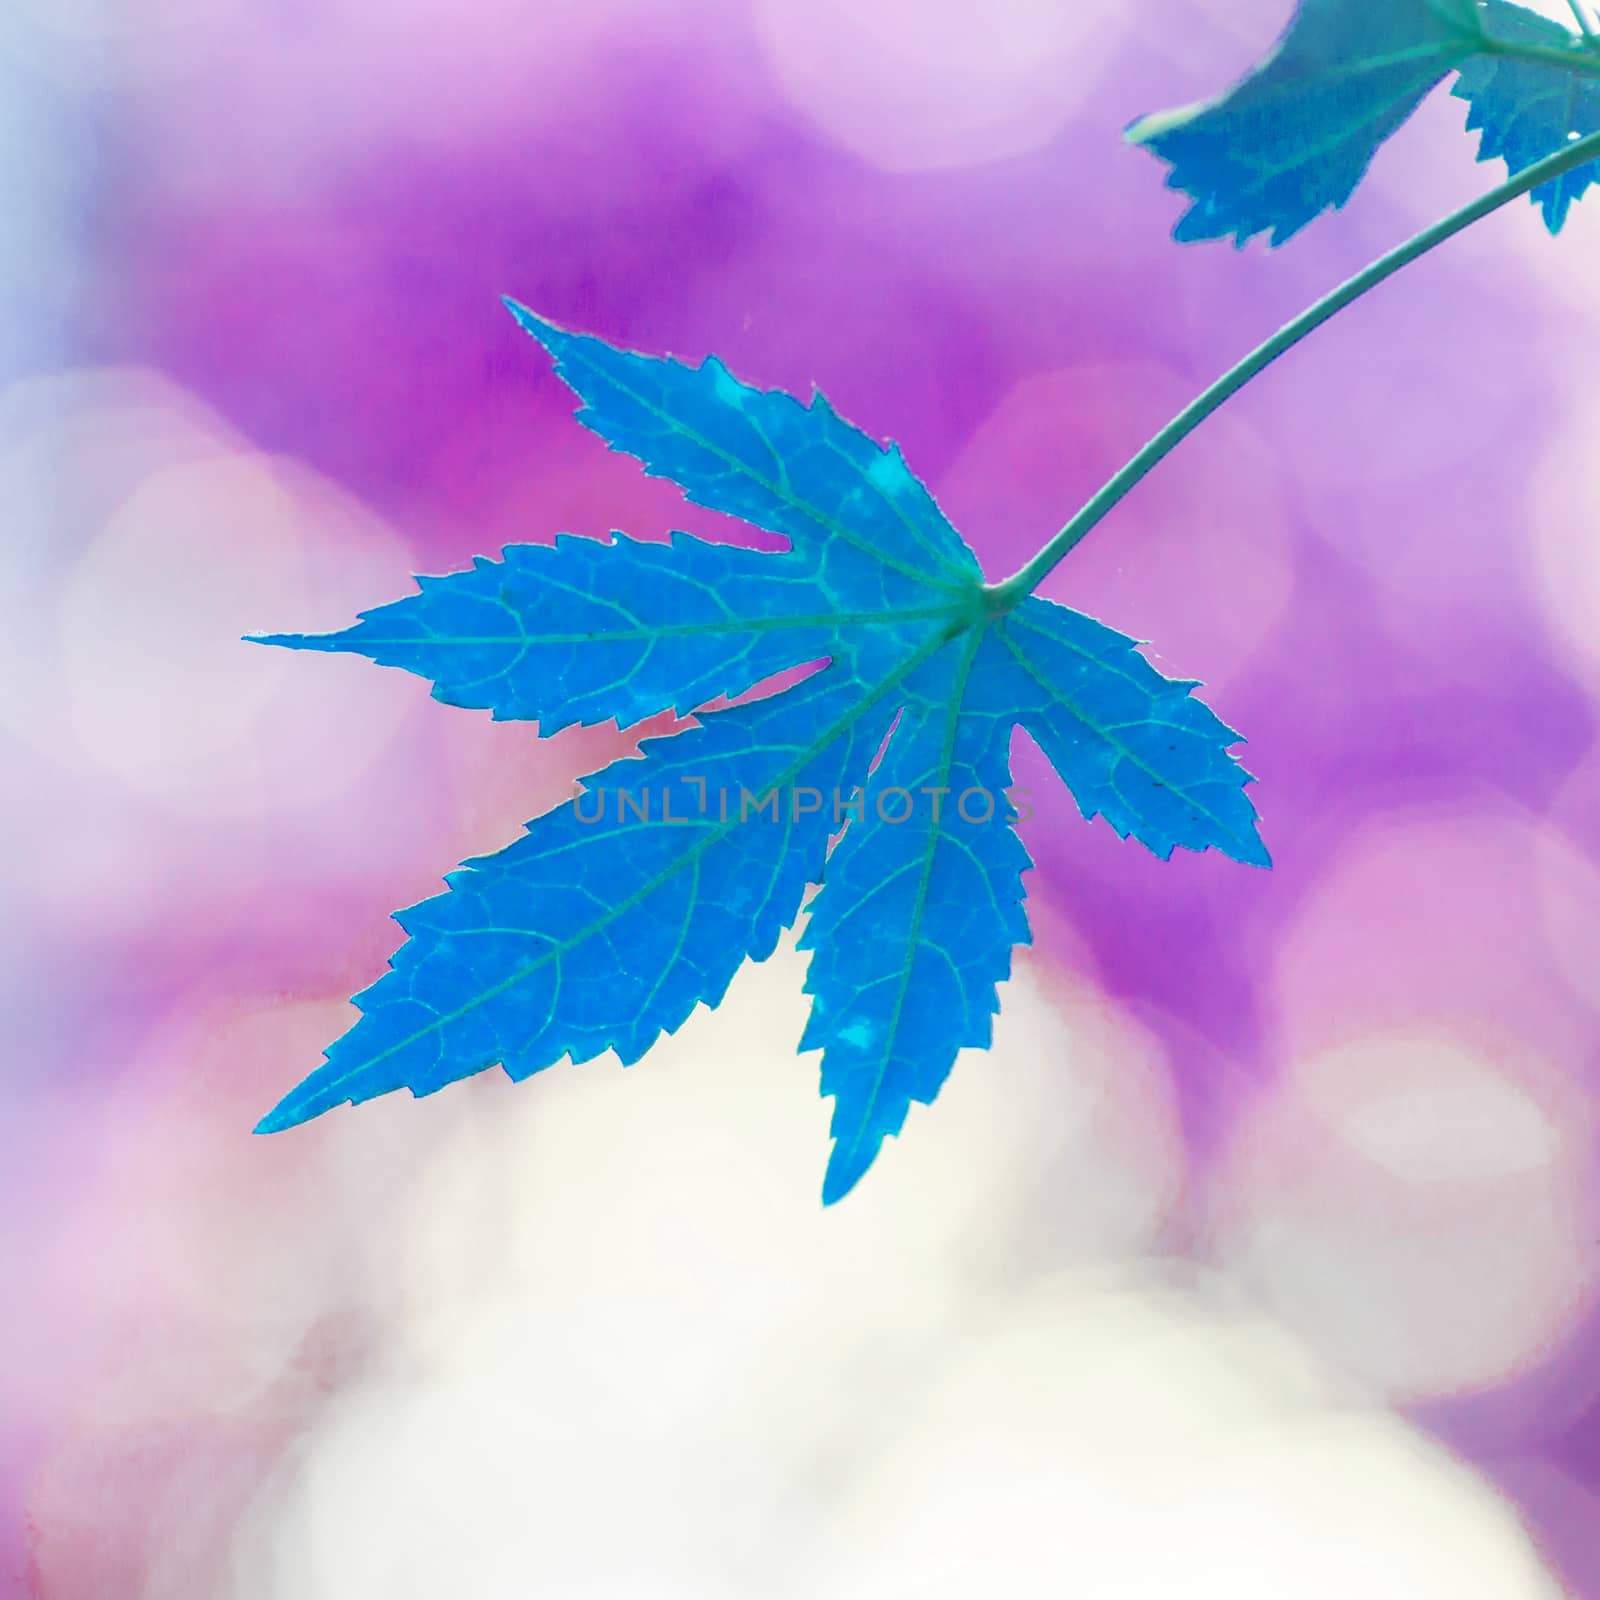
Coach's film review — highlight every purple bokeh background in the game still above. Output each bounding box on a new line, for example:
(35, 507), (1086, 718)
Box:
(8, 0), (1600, 1593)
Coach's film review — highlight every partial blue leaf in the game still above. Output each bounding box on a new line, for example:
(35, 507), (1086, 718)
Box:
(255, 647), (936, 1133)
(1454, 0), (1600, 232)
(1126, 0), (1482, 246)
(250, 533), (947, 734)
(502, 300), (982, 602)
(798, 636), (1032, 1203)
(987, 597), (1269, 867)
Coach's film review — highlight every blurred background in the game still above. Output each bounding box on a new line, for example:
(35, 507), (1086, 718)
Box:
(6, 0), (1600, 1593)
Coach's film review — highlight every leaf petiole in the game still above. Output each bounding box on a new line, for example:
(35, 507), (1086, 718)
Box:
(993, 124), (1600, 606)
(1487, 32), (1600, 72)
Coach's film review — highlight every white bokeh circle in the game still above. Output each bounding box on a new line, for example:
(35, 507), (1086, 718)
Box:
(753, 0), (1124, 171)
(0, 366), (416, 820)
(237, 952), (1192, 1596)
(1212, 1027), (1598, 1402)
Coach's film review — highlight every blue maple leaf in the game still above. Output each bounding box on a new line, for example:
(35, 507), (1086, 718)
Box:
(253, 304), (1267, 1202)
(1128, 0), (1600, 246)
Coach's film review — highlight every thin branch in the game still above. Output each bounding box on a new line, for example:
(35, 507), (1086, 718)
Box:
(994, 126), (1600, 604)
